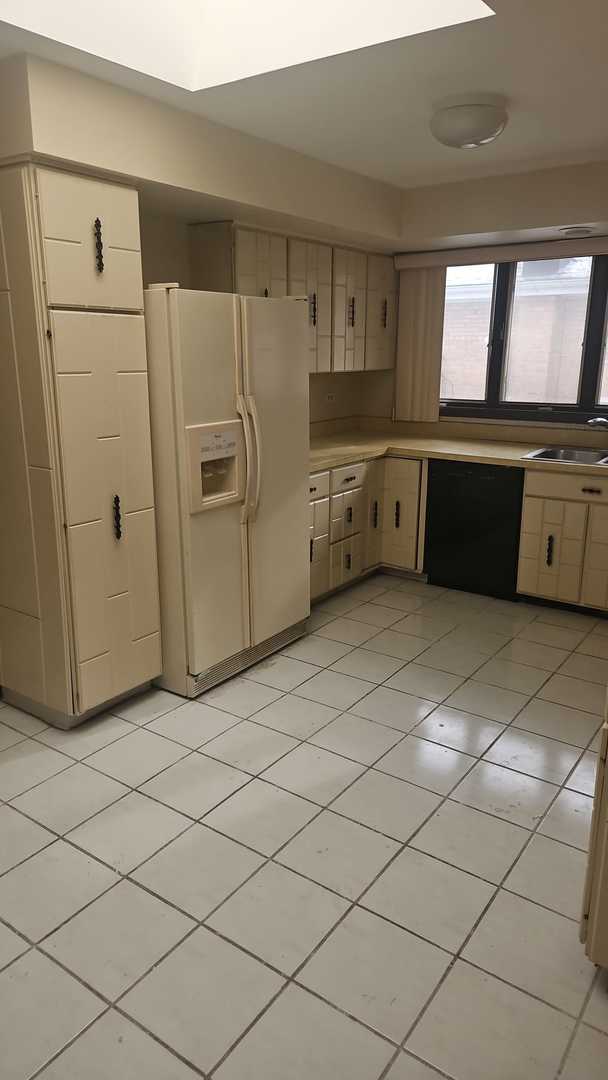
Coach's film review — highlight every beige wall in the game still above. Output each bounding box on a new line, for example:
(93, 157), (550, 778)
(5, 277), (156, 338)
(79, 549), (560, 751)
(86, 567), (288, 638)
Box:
(400, 160), (608, 251)
(140, 212), (192, 289)
(10, 55), (402, 249)
(310, 371), (393, 424)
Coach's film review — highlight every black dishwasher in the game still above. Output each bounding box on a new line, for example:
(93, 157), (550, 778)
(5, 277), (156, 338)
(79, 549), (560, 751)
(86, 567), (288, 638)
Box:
(425, 460), (524, 600)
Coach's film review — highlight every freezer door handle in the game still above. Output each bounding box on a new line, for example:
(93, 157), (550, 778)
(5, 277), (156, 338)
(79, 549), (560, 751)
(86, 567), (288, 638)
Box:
(236, 394), (255, 523)
(246, 394), (263, 521)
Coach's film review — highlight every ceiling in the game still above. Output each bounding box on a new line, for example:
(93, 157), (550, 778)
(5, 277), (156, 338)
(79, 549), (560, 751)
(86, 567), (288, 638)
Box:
(1, 0), (608, 189)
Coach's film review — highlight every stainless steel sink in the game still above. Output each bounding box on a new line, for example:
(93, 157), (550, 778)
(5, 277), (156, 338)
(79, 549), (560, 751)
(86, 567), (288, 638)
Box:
(523, 448), (608, 465)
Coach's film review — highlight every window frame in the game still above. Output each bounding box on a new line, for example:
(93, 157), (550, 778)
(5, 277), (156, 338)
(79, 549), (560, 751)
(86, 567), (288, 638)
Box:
(440, 253), (608, 423)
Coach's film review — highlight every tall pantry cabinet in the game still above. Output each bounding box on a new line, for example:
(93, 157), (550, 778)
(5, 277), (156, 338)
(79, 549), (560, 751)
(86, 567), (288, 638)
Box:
(0, 165), (161, 728)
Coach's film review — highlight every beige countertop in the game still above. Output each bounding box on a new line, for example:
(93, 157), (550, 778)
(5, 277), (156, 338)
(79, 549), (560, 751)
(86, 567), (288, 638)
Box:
(310, 431), (608, 476)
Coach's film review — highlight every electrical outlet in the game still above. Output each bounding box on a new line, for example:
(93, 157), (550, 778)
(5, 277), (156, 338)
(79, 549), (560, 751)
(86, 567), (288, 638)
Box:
(326, 393), (336, 403)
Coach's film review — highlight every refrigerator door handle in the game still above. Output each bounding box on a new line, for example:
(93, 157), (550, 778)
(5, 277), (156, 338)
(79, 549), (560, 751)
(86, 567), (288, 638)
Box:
(246, 394), (263, 520)
(236, 394), (254, 522)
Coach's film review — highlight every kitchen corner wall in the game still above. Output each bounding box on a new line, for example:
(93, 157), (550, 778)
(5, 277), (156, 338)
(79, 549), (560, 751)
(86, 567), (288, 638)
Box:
(140, 212), (192, 289)
(309, 371), (394, 424)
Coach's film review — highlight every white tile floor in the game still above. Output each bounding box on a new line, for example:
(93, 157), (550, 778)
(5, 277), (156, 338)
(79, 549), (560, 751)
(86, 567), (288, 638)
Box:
(1, 573), (607, 1079)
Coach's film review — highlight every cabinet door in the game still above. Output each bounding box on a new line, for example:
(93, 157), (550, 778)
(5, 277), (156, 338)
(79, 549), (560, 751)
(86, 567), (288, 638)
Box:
(365, 254), (398, 370)
(381, 458), (421, 570)
(518, 497), (587, 603)
(51, 310), (161, 712)
(363, 459), (385, 569)
(235, 228), (287, 298)
(581, 504), (608, 608)
(311, 497), (330, 538)
(332, 248), (367, 371)
(310, 535), (330, 600)
(288, 239), (332, 373)
(37, 169), (143, 311)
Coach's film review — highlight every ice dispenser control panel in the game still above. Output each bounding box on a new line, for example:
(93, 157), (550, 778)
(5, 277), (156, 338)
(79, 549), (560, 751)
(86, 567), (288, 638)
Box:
(187, 419), (245, 513)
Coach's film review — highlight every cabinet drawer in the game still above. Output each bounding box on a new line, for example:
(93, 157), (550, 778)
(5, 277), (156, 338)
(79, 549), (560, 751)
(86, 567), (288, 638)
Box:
(37, 169), (143, 311)
(310, 497), (329, 538)
(525, 470), (608, 504)
(331, 461), (366, 493)
(309, 471), (330, 499)
(330, 535), (362, 589)
(330, 488), (362, 543)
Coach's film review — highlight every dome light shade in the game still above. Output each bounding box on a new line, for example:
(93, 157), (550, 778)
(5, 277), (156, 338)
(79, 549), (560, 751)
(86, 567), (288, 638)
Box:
(431, 97), (508, 149)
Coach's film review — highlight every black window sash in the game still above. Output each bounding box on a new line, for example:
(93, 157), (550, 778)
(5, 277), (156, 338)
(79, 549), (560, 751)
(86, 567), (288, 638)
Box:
(440, 254), (608, 423)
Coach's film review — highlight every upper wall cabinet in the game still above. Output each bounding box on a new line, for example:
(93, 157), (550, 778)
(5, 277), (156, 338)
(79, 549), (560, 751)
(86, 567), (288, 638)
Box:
(287, 239), (332, 373)
(36, 169), (143, 311)
(189, 221), (287, 298)
(332, 248), (367, 372)
(235, 227), (287, 298)
(365, 254), (398, 371)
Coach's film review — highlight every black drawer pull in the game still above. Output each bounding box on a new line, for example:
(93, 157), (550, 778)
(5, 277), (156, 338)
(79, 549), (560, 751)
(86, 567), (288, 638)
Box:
(310, 486), (317, 494)
(310, 538), (313, 563)
(372, 500), (379, 529)
(382, 298), (388, 329)
(346, 506), (353, 524)
(342, 475), (357, 484)
(311, 291), (318, 327)
(348, 296), (356, 327)
(94, 217), (104, 273)
(345, 552), (352, 571)
(113, 494), (122, 540)
(263, 287), (269, 297)
(582, 487), (602, 495)
(395, 500), (401, 529)
(546, 533), (554, 567)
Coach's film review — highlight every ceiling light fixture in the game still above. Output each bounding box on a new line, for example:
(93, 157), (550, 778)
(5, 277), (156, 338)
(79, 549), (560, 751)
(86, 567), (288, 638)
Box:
(430, 94), (508, 149)
(559, 226), (593, 240)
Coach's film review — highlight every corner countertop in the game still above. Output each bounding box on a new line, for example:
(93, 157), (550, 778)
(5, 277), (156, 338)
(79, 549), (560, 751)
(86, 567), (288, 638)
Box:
(309, 431), (608, 476)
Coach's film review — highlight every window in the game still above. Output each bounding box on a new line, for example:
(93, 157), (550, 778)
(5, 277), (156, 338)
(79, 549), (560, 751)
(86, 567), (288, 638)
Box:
(502, 258), (592, 404)
(440, 252), (608, 422)
(440, 264), (495, 401)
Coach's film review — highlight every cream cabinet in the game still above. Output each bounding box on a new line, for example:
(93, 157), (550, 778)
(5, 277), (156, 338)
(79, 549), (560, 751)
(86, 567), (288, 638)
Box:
(516, 470), (608, 609)
(330, 534), (362, 589)
(309, 471), (330, 600)
(189, 221), (287, 298)
(581, 504), (608, 608)
(0, 165), (161, 727)
(37, 168), (143, 311)
(332, 248), (367, 371)
(287, 239), (332, 373)
(365, 254), (398, 371)
(518, 497), (587, 603)
(381, 458), (422, 571)
(329, 489), (362, 543)
(363, 459), (385, 570)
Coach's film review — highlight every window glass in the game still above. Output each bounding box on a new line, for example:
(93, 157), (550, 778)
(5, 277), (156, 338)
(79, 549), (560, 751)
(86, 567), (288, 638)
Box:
(502, 257), (591, 404)
(440, 264), (495, 400)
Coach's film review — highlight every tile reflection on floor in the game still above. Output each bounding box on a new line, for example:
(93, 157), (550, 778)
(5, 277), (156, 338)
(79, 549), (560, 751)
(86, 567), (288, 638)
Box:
(0, 573), (606, 1079)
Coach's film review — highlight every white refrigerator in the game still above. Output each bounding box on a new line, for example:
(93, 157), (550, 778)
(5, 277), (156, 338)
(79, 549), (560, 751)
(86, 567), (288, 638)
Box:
(144, 285), (310, 697)
(581, 702), (608, 967)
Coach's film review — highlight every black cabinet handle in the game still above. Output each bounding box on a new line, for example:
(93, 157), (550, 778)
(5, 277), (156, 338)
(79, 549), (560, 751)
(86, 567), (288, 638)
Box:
(348, 296), (356, 327)
(372, 500), (379, 529)
(395, 500), (401, 529)
(309, 486), (317, 494)
(346, 506), (353, 524)
(546, 533), (554, 566)
(582, 487), (602, 495)
(342, 475), (356, 484)
(113, 494), (122, 540)
(382, 298), (388, 329)
(263, 287), (269, 298)
(345, 552), (352, 571)
(94, 217), (104, 273)
(310, 538), (313, 563)
(311, 291), (318, 327)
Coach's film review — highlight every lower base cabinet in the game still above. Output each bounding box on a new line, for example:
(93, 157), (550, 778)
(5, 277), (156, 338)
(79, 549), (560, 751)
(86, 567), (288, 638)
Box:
(381, 457), (422, 571)
(309, 455), (423, 599)
(517, 471), (608, 610)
